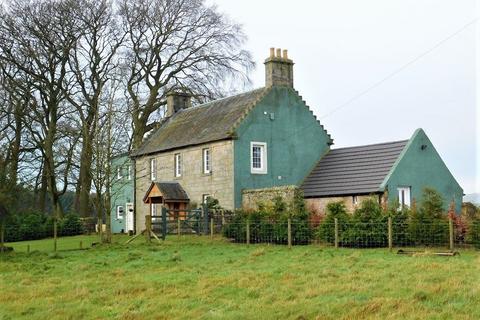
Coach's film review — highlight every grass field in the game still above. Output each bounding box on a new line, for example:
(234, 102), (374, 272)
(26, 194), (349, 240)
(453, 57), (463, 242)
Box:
(1, 235), (479, 320)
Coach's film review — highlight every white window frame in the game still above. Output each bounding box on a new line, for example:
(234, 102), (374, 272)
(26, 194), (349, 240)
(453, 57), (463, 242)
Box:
(150, 158), (157, 181)
(174, 153), (182, 177)
(117, 166), (122, 179)
(151, 203), (157, 216)
(203, 148), (211, 174)
(202, 194), (211, 204)
(398, 187), (411, 208)
(250, 142), (267, 174)
(127, 165), (132, 180)
(116, 205), (124, 219)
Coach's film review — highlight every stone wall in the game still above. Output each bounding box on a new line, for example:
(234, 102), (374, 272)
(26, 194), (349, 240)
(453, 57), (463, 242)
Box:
(305, 194), (384, 215)
(242, 185), (298, 210)
(134, 140), (234, 233)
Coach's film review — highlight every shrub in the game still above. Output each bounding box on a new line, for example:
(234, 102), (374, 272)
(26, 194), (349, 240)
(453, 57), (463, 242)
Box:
(408, 188), (448, 246)
(222, 192), (312, 244)
(59, 214), (84, 236)
(316, 201), (349, 244)
(341, 197), (387, 248)
(385, 199), (410, 246)
(466, 219), (480, 248)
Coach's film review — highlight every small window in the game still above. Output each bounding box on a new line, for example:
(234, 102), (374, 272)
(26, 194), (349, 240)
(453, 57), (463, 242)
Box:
(352, 196), (358, 205)
(174, 153), (182, 177)
(250, 142), (267, 174)
(202, 194), (211, 204)
(127, 165), (132, 180)
(150, 159), (156, 181)
(116, 205), (124, 219)
(151, 203), (157, 216)
(203, 148), (211, 174)
(398, 187), (411, 208)
(117, 166), (122, 179)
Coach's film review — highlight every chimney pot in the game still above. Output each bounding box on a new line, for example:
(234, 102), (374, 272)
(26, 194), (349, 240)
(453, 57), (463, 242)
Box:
(166, 91), (192, 117)
(269, 47), (275, 58)
(282, 49), (288, 59)
(276, 48), (281, 58)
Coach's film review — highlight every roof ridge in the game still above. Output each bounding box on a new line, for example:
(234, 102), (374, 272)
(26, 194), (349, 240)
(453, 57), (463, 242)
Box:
(331, 139), (409, 151)
(178, 87), (266, 113)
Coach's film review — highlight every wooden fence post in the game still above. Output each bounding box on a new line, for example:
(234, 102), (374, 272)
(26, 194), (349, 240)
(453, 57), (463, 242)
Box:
(53, 217), (58, 252)
(145, 215), (152, 243)
(246, 219), (250, 245)
(27, 244), (30, 253)
(449, 217), (454, 251)
(161, 207), (167, 240)
(210, 216), (214, 239)
(177, 213), (181, 238)
(287, 217), (292, 249)
(334, 218), (339, 249)
(388, 217), (393, 252)
(79, 241), (83, 250)
(0, 222), (4, 253)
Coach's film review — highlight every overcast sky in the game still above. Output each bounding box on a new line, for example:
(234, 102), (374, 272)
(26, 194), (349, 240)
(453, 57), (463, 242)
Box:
(210, 0), (479, 195)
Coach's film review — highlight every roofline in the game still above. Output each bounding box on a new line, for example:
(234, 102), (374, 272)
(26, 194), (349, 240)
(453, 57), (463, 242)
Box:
(130, 137), (234, 158)
(303, 191), (383, 198)
(379, 128), (422, 191)
(330, 138), (409, 152)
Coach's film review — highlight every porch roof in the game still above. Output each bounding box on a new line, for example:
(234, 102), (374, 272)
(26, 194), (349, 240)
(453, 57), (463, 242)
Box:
(143, 182), (190, 203)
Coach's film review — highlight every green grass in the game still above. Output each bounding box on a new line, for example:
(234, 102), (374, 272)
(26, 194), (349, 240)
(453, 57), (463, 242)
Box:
(1, 235), (479, 320)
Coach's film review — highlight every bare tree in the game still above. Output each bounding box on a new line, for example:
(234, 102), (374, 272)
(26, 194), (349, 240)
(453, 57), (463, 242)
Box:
(0, 0), (83, 218)
(67, 0), (126, 217)
(118, 0), (254, 148)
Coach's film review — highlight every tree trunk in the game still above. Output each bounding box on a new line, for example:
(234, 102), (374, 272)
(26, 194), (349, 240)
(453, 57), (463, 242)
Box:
(78, 133), (93, 217)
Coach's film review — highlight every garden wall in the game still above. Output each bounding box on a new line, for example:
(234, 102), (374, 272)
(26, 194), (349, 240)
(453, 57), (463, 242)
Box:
(242, 185), (298, 210)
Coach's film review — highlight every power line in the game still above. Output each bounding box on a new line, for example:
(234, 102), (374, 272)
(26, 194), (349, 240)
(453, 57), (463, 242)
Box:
(320, 17), (479, 120)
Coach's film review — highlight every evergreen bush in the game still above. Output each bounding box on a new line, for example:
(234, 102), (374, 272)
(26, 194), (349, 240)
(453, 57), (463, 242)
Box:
(316, 201), (349, 244)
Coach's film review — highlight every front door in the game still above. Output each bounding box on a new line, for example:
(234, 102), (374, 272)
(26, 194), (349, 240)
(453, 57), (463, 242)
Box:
(125, 203), (134, 233)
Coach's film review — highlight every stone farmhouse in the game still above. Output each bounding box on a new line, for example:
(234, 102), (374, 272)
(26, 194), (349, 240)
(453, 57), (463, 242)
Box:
(111, 48), (463, 234)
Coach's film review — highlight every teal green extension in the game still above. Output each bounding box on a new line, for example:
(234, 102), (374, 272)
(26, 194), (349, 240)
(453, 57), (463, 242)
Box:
(110, 155), (134, 233)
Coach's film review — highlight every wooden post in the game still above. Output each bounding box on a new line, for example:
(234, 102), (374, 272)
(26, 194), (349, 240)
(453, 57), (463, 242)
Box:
(210, 216), (214, 239)
(449, 217), (454, 251)
(177, 214), (181, 238)
(246, 219), (250, 245)
(27, 244), (30, 253)
(53, 217), (58, 252)
(0, 222), (4, 253)
(79, 241), (83, 250)
(388, 217), (393, 252)
(287, 217), (292, 249)
(145, 215), (152, 243)
(161, 206), (167, 240)
(334, 218), (339, 249)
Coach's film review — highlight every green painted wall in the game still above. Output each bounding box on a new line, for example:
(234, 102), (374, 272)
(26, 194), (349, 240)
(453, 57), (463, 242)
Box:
(382, 129), (463, 212)
(233, 86), (332, 208)
(111, 155), (134, 233)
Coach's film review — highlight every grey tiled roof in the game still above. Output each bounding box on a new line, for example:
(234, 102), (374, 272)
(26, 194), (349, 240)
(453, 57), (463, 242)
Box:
(301, 140), (408, 197)
(131, 88), (268, 157)
(143, 182), (189, 202)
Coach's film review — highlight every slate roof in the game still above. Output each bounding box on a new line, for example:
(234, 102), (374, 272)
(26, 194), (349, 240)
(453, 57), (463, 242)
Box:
(301, 140), (408, 197)
(143, 182), (190, 202)
(131, 88), (268, 157)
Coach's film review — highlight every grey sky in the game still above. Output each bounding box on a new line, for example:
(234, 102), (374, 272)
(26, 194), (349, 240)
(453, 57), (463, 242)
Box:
(210, 0), (478, 194)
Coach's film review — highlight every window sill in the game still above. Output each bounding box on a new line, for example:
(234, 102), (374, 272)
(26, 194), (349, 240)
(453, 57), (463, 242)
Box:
(251, 170), (268, 175)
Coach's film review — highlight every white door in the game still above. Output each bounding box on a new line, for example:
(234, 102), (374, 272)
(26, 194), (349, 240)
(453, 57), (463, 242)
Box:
(125, 203), (134, 233)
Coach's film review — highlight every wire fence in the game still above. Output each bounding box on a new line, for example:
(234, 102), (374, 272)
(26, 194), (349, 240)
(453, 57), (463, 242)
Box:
(145, 210), (480, 251)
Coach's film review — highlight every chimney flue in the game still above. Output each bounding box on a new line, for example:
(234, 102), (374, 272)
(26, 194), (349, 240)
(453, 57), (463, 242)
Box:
(166, 91), (192, 117)
(264, 47), (294, 87)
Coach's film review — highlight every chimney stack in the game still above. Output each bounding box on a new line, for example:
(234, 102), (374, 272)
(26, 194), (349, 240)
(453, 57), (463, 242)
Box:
(166, 91), (192, 117)
(264, 47), (294, 87)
